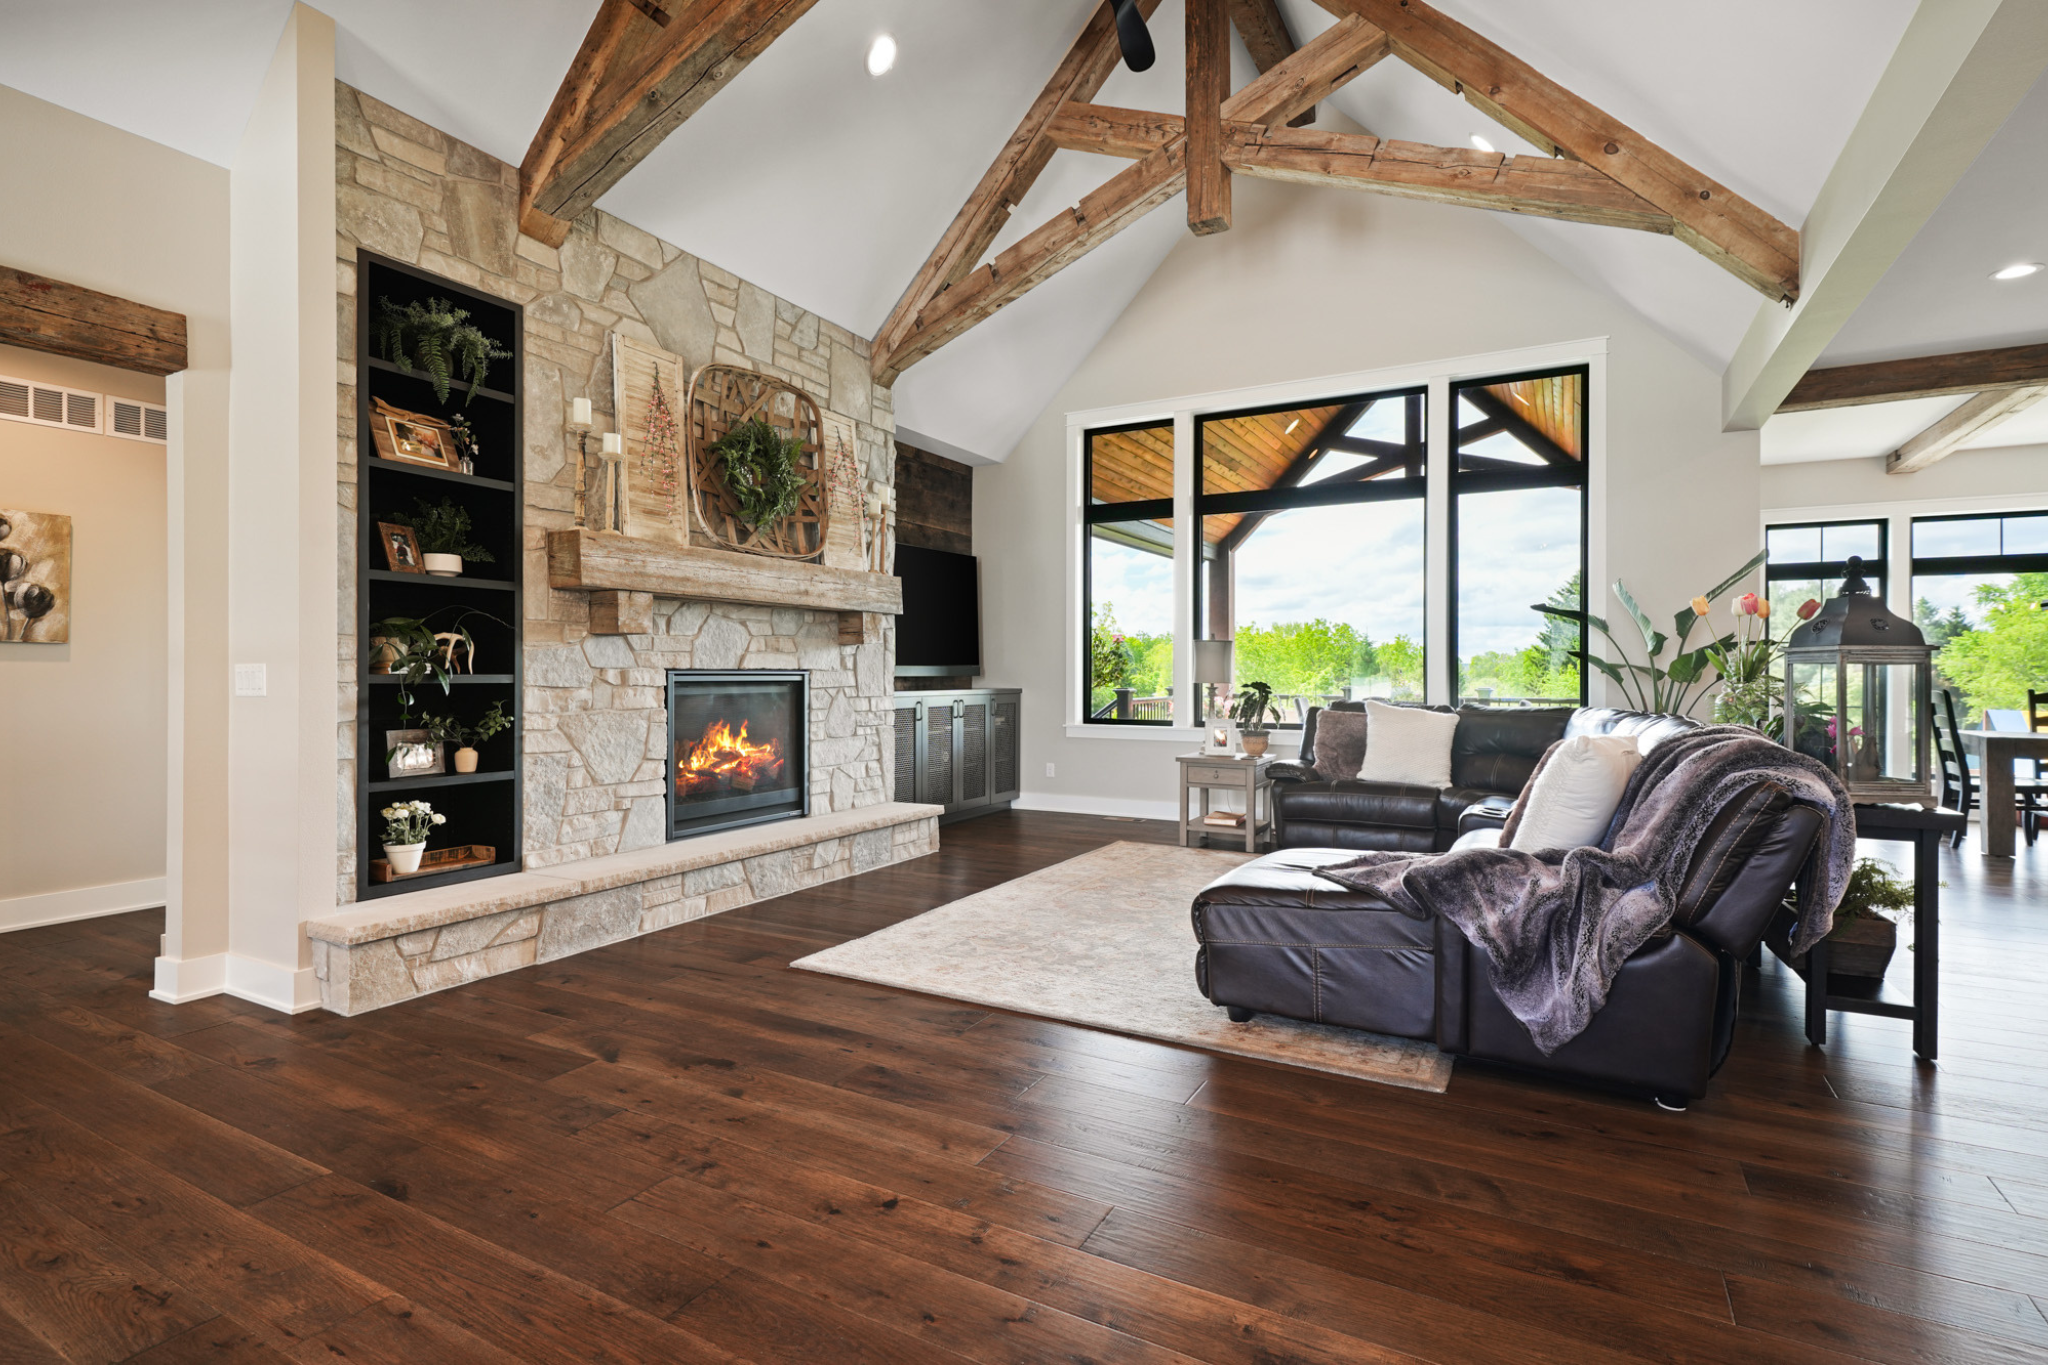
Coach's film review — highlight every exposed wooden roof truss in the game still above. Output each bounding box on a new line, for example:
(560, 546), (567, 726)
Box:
(869, 0), (1800, 387)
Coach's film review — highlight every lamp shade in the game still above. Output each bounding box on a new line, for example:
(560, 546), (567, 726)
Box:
(1195, 638), (1234, 686)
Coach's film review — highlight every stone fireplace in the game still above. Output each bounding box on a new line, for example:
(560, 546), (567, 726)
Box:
(668, 669), (808, 839)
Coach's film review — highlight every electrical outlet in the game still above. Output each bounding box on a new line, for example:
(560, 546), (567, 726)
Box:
(234, 663), (267, 697)
(1044, 763), (1056, 778)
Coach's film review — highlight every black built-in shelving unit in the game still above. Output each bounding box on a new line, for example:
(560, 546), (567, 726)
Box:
(355, 250), (523, 899)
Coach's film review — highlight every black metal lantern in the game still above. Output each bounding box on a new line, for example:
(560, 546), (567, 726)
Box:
(1781, 556), (1934, 804)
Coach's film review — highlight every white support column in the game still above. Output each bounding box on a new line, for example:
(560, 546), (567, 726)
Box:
(1424, 376), (1452, 706)
(154, 2), (338, 1012)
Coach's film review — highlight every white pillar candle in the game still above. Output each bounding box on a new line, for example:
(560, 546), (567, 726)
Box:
(601, 431), (622, 456)
(568, 397), (593, 428)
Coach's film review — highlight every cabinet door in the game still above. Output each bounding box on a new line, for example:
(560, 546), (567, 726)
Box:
(957, 698), (990, 810)
(990, 695), (1020, 801)
(923, 697), (956, 808)
(891, 700), (922, 804)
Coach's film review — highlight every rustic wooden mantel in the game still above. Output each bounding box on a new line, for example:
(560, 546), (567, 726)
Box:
(546, 528), (900, 641)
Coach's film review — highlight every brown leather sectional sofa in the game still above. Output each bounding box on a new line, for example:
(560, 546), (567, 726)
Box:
(1192, 705), (1822, 1105)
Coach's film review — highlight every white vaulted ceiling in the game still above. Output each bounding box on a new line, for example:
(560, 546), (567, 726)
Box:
(2, 0), (2036, 464)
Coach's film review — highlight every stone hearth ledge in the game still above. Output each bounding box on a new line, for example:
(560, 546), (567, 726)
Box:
(304, 802), (941, 1015)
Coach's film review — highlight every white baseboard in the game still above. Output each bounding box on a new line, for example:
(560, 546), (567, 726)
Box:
(1014, 791), (1180, 821)
(1, 877), (166, 933)
(151, 952), (320, 1013)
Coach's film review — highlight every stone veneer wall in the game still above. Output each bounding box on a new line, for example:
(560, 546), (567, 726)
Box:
(334, 82), (897, 903)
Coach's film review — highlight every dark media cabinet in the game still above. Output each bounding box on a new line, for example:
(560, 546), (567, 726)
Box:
(891, 689), (1021, 821)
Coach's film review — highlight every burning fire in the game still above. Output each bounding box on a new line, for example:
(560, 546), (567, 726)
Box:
(677, 718), (784, 794)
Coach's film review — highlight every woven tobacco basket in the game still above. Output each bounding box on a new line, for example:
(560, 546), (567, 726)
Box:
(685, 365), (828, 560)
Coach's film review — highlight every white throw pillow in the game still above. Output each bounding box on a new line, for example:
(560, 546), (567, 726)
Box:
(1507, 735), (1643, 853)
(1357, 701), (1460, 788)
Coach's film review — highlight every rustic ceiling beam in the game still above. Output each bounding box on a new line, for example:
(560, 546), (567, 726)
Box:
(1316, 0), (1800, 301)
(1887, 384), (2048, 475)
(873, 16), (1386, 385)
(0, 266), (187, 376)
(1459, 386), (1576, 465)
(518, 0), (641, 246)
(870, 0), (1164, 372)
(1048, 109), (1669, 234)
(1779, 342), (2048, 413)
(520, 0), (819, 244)
(1216, 400), (1372, 553)
(1224, 0), (1315, 126)
(1187, 0), (1232, 236)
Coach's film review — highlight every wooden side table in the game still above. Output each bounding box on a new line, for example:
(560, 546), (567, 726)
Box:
(1788, 802), (1964, 1062)
(1177, 753), (1275, 853)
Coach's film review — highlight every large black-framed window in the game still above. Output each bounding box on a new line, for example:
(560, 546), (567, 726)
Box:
(1193, 388), (1428, 726)
(1909, 510), (2048, 726)
(1082, 420), (1176, 724)
(1449, 365), (1589, 706)
(1763, 519), (1886, 635)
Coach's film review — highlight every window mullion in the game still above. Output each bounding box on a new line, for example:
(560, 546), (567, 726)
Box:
(1172, 410), (1196, 729)
(1425, 376), (1452, 707)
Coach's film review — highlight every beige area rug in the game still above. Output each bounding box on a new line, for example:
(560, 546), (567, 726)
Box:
(791, 841), (1452, 1093)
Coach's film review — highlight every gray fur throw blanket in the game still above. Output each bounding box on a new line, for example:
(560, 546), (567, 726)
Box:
(1314, 725), (1856, 1053)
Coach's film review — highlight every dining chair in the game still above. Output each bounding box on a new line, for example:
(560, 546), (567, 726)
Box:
(1932, 690), (1975, 848)
(2030, 688), (2047, 734)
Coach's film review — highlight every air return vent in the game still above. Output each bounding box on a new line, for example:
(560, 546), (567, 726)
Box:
(109, 397), (169, 444)
(0, 373), (106, 434)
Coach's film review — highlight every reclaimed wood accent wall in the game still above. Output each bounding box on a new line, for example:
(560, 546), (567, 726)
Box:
(894, 442), (972, 556)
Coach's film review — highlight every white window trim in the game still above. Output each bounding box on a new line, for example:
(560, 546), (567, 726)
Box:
(1066, 338), (1611, 731)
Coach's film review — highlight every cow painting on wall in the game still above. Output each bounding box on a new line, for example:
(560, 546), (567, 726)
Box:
(0, 509), (72, 643)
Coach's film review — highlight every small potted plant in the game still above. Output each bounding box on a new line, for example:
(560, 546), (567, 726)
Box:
(1230, 680), (1280, 756)
(1823, 856), (1914, 978)
(372, 606), (504, 725)
(424, 700), (512, 774)
(387, 497), (495, 577)
(379, 799), (445, 876)
(373, 295), (511, 406)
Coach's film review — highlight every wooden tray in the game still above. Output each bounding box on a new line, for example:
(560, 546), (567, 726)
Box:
(370, 843), (497, 884)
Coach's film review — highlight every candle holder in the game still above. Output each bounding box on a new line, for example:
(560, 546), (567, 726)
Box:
(566, 398), (593, 527)
(595, 431), (628, 534)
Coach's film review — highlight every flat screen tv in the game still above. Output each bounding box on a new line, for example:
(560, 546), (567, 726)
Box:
(894, 544), (980, 676)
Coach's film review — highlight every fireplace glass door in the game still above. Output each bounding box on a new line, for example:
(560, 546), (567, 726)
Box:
(667, 671), (808, 838)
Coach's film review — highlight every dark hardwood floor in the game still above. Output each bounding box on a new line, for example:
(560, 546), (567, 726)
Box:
(2, 810), (2046, 1364)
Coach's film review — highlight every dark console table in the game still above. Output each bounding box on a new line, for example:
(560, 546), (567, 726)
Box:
(1785, 803), (1965, 1062)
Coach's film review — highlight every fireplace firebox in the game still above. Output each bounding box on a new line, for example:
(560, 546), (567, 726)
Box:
(666, 670), (809, 839)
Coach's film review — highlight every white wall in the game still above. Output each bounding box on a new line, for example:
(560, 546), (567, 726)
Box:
(0, 347), (168, 927)
(0, 84), (233, 938)
(972, 178), (1759, 817)
(1763, 444), (2048, 516)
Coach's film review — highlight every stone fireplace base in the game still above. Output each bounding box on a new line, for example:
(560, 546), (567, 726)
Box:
(305, 802), (939, 1014)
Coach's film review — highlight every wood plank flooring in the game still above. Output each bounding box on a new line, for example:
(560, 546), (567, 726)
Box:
(2, 810), (2045, 1364)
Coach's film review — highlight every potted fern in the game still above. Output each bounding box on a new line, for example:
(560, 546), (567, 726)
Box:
(1823, 857), (1914, 978)
(373, 296), (511, 406)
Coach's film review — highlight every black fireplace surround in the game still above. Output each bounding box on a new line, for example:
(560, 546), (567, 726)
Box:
(666, 670), (809, 839)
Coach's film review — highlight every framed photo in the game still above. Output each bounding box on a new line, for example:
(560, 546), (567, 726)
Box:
(1202, 721), (1238, 756)
(0, 508), (71, 644)
(370, 397), (458, 470)
(384, 729), (445, 779)
(378, 522), (423, 573)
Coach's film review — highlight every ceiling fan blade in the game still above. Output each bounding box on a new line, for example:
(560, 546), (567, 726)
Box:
(1112, 0), (1155, 72)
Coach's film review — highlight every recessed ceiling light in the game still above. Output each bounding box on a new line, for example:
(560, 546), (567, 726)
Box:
(1470, 133), (1496, 154)
(866, 34), (896, 77)
(1284, 418), (1301, 435)
(1991, 261), (2042, 281)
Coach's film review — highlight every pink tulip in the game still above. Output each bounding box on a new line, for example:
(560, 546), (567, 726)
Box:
(1797, 599), (1821, 621)
(1737, 593), (1758, 616)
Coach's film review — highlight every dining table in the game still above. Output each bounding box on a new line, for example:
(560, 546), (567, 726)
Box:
(1959, 727), (2048, 856)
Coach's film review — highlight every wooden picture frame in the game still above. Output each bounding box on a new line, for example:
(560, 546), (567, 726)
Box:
(370, 397), (458, 470)
(378, 522), (423, 573)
